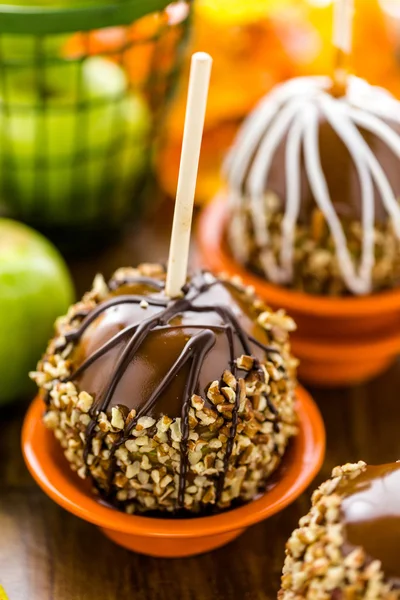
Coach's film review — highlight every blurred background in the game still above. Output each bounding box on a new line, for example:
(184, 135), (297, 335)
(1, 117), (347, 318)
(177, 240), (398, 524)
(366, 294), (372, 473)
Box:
(157, 0), (400, 204)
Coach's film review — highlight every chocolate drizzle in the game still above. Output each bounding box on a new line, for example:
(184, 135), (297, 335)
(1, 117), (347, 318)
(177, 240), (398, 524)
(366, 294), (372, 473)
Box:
(56, 272), (281, 511)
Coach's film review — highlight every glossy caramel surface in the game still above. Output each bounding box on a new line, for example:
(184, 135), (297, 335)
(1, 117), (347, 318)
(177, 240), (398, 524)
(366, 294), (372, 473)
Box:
(341, 463), (400, 585)
(73, 277), (266, 418)
(265, 113), (400, 224)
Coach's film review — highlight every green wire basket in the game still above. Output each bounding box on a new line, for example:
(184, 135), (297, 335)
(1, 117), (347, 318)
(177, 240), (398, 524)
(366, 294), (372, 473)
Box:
(0, 0), (192, 248)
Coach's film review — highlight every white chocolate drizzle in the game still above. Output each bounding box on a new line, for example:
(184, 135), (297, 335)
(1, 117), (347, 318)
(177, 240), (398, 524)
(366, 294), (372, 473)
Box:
(225, 76), (400, 295)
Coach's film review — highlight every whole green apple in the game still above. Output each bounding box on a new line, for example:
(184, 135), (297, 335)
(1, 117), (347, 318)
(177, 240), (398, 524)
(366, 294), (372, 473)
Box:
(0, 57), (151, 226)
(0, 218), (74, 404)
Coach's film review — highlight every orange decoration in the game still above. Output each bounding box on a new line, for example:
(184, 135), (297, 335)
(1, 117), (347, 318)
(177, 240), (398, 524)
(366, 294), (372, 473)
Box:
(156, 6), (297, 202)
(64, 6), (187, 91)
(353, 0), (400, 97)
(296, 0), (400, 96)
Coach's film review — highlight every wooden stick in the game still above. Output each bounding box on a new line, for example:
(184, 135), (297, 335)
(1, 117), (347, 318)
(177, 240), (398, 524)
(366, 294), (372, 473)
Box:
(332, 0), (354, 93)
(165, 52), (212, 298)
(333, 0), (354, 54)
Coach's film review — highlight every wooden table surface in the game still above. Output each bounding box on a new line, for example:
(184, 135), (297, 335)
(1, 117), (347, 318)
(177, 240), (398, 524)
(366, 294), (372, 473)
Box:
(1, 203), (400, 600)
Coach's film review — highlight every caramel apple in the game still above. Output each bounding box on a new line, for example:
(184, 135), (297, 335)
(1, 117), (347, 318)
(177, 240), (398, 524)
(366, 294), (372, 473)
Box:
(226, 76), (400, 296)
(31, 264), (298, 514)
(280, 461), (400, 599)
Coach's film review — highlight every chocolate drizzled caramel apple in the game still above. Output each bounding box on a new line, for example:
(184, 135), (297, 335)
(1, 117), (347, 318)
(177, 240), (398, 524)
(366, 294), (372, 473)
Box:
(30, 55), (298, 516)
(226, 74), (400, 296)
(30, 264), (298, 514)
(279, 461), (400, 599)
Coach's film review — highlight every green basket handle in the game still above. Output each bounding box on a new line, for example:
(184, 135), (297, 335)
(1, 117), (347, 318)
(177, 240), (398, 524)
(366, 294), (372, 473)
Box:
(0, 0), (176, 35)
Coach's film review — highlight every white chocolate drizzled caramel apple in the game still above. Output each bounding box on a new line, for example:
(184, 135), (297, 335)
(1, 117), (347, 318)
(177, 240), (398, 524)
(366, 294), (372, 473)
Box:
(226, 76), (400, 296)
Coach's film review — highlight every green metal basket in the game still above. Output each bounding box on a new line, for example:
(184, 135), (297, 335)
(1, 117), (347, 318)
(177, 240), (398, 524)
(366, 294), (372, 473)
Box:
(0, 0), (192, 247)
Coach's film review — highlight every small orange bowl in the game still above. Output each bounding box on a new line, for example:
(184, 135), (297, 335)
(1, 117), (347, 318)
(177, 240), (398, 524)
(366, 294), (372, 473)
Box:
(197, 197), (400, 386)
(22, 387), (325, 558)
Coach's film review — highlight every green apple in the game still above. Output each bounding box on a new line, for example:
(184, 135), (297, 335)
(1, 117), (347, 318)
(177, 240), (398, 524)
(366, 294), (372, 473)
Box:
(0, 57), (151, 226)
(0, 218), (74, 404)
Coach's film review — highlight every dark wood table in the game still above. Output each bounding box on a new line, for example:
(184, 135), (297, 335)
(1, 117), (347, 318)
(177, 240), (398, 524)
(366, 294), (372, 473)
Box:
(1, 202), (400, 600)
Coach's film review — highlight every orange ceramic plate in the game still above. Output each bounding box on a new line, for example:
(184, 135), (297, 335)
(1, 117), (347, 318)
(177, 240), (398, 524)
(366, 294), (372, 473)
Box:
(22, 387), (325, 558)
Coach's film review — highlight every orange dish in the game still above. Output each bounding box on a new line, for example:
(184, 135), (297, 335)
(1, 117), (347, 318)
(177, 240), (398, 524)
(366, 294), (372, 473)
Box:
(197, 198), (400, 387)
(22, 387), (324, 558)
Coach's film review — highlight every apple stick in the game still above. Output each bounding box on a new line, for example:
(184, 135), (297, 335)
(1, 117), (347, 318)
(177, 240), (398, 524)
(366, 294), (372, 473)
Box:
(165, 52), (212, 298)
(332, 0), (354, 92)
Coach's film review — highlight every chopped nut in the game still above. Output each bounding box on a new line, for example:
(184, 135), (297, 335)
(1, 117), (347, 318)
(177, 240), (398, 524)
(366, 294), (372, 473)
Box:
(170, 419), (182, 442)
(221, 386), (236, 403)
(188, 450), (203, 465)
(138, 470), (149, 485)
(77, 391), (93, 413)
(126, 462), (141, 479)
(115, 447), (129, 464)
(43, 410), (59, 429)
(202, 486), (215, 504)
(137, 416), (156, 429)
(141, 455), (151, 470)
(125, 439), (138, 453)
(258, 310), (296, 333)
(160, 475), (173, 489)
(191, 394), (205, 411)
(111, 407), (125, 430)
(207, 380), (225, 405)
(237, 355), (254, 371)
(223, 370), (237, 390)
